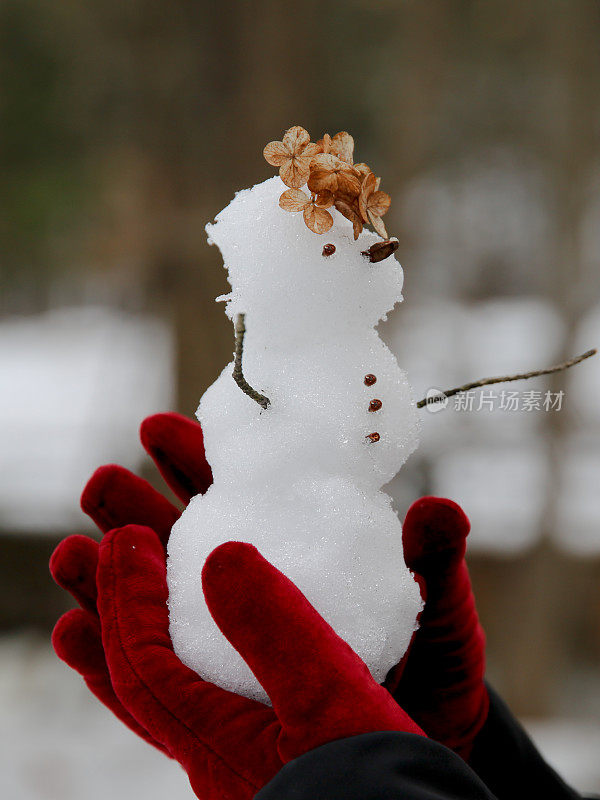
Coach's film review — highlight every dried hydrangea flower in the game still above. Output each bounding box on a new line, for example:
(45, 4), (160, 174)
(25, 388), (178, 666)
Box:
(263, 126), (393, 239)
(263, 126), (320, 189)
(358, 172), (391, 239)
(307, 154), (361, 197)
(279, 188), (334, 234)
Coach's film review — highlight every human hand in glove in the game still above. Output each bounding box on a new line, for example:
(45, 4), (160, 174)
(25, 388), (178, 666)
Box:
(51, 413), (488, 785)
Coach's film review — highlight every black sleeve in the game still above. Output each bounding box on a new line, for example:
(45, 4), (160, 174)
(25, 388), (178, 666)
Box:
(255, 731), (498, 800)
(469, 684), (589, 800)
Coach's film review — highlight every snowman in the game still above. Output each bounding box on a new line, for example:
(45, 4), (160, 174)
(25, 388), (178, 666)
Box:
(167, 129), (422, 703)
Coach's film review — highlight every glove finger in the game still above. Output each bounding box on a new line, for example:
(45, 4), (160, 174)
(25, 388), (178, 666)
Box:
(52, 608), (170, 755)
(97, 525), (280, 787)
(402, 496), (470, 577)
(81, 464), (180, 547)
(202, 541), (424, 762)
(397, 497), (488, 759)
(50, 535), (99, 613)
(140, 413), (213, 503)
(386, 496), (467, 691)
(395, 562), (488, 759)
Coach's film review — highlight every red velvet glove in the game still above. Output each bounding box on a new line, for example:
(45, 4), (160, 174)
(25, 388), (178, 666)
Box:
(51, 413), (488, 775)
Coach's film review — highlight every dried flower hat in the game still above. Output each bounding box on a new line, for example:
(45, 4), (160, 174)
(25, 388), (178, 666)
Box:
(264, 126), (391, 239)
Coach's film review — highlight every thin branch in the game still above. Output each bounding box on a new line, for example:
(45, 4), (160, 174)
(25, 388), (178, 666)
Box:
(416, 348), (597, 409)
(232, 313), (270, 410)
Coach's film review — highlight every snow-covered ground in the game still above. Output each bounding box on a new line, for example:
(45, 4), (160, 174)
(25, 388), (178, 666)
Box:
(0, 634), (192, 800)
(0, 307), (174, 533)
(1, 633), (599, 799)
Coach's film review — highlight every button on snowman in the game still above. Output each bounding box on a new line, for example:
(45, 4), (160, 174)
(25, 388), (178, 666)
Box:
(167, 131), (422, 703)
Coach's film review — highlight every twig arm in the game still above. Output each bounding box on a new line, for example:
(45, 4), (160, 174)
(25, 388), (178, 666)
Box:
(416, 348), (597, 409)
(232, 313), (270, 410)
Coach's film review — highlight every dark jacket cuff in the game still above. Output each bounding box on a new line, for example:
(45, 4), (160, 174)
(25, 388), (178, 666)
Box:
(469, 683), (584, 800)
(255, 731), (497, 800)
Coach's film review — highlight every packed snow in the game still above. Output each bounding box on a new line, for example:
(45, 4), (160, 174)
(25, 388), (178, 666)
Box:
(167, 176), (422, 702)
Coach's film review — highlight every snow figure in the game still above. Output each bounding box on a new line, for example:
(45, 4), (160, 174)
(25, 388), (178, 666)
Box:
(167, 170), (422, 703)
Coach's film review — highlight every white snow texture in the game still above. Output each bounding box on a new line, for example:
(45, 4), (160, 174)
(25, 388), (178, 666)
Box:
(167, 176), (422, 702)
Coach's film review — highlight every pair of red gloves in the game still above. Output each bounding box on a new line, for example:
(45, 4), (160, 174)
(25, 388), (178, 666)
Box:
(50, 412), (489, 800)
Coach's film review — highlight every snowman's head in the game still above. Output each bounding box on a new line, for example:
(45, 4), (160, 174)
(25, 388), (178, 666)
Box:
(206, 177), (404, 347)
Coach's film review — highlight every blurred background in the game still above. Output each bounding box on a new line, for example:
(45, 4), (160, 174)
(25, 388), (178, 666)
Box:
(2, 0), (600, 796)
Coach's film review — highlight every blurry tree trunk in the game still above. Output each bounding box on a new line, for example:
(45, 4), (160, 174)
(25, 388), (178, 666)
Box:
(138, 0), (327, 414)
(475, 2), (600, 716)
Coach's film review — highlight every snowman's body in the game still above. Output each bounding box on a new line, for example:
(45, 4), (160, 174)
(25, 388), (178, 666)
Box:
(167, 177), (422, 703)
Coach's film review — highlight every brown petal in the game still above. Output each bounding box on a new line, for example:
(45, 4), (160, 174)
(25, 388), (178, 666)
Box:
(353, 163), (371, 180)
(280, 157), (310, 188)
(358, 171), (377, 222)
(315, 133), (332, 154)
(337, 169), (361, 197)
(314, 190), (334, 208)
(263, 141), (289, 167)
(282, 126), (311, 155)
(295, 152), (318, 175)
(310, 153), (342, 172)
(335, 189), (358, 205)
(304, 205), (333, 234)
(279, 188), (309, 212)
(362, 171), (377, 194)
(334, 199), (363, 240)
(307, 168), (337, 194)
(330, 131), (354, 164)
(368, 210), (388, 239)
(368, 190), (391, 217)
(302, 142), (321, 158)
